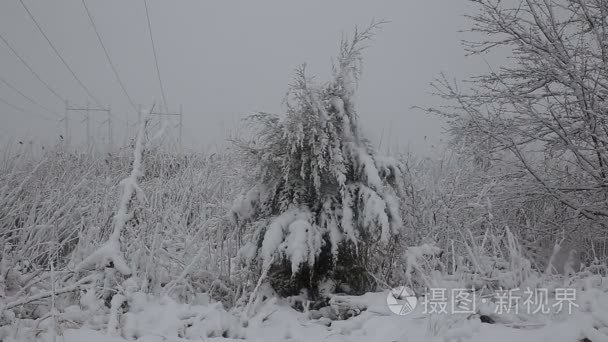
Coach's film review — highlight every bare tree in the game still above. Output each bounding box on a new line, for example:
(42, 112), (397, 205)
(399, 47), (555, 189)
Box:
(429, 0), (608, 241)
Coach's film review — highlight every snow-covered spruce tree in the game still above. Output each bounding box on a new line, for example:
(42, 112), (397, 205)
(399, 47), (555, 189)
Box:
(232, 22), (403, 298)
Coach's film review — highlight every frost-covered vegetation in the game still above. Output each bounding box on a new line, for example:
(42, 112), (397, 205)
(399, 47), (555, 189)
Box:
(2, 1), (608, 341)
(231, 22), (404, 300)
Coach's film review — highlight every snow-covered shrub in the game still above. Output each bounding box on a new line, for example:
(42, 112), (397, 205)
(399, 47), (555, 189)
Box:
(231, 21), (404, 298)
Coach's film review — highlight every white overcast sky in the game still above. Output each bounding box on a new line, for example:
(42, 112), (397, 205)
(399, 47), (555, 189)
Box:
(0, 0), (502, 154)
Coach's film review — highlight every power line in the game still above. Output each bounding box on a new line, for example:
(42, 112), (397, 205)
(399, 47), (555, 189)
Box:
(0, 31), (66, 103)
(0, 76), (61, 118)
(143, 0), (168, 110)
(81, 0), (137, 112)
(0, 95), (26, 113)
(0, 93), (55, 121)
(19, 0), (103, 108)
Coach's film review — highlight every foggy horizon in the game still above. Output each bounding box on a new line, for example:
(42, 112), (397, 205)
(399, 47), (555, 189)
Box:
(0, 0), (502, 155)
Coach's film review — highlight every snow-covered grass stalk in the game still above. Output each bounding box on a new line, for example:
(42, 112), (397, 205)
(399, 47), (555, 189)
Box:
(107, 294), (125, 335)
(244, 255), (274, 318)
(162, 241), (208, 296)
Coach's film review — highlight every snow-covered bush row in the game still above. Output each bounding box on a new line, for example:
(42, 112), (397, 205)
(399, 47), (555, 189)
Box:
(396, 151), (608, 280)
(0, 135), (252, 321)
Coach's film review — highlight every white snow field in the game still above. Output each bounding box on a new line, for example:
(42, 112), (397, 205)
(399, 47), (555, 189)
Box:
(4, 279), (608, 342)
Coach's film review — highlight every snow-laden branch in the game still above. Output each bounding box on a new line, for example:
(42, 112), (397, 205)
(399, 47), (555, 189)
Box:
(2, 274), (98, 311)
(75, 115), (150, 276)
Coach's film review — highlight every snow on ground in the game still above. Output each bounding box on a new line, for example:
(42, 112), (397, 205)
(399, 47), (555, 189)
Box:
(6, 287), (606, 342)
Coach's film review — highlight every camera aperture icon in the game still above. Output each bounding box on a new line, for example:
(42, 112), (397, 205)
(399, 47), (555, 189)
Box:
(387, 286), (418, 315)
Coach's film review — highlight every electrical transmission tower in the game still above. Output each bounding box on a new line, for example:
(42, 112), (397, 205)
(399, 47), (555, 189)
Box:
(62, 103), (183, 153)
(65, 102), (112, 153)
(146, 105), (183, 149)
